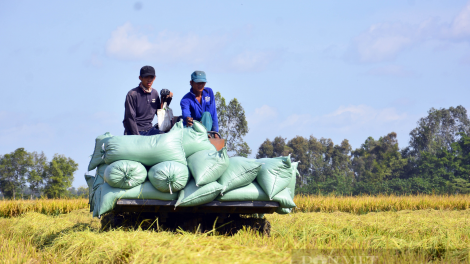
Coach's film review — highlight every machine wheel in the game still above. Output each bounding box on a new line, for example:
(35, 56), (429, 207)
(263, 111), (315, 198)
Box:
(214, 215), (271, 236)
(100, 212), (271, 236)
(100, 212), (140, 230)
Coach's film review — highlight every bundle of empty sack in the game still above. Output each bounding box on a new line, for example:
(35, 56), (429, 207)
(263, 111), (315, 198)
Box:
(84, 120), (299, 218)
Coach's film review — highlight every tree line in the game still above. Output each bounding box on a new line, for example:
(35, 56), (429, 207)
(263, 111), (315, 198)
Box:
(0, 149), (81, 199)
(256, 105), (470, 195)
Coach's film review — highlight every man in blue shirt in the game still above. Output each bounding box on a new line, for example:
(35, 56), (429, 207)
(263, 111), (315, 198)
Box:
(180, 71), (220, 138)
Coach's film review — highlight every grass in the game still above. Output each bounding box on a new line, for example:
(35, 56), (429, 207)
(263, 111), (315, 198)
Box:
(293, 194), (470, 214)
(0, 198), (88, 217)
(0, 208), (469, 263)
(1, 195), (470, 263)
(1, 194), (470, 217)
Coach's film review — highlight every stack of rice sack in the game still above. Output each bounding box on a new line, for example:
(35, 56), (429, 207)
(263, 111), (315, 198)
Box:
(85, 121), (298, 218)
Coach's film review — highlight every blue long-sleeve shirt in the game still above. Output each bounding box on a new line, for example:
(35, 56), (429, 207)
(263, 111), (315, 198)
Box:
(180, 87), (219, 132)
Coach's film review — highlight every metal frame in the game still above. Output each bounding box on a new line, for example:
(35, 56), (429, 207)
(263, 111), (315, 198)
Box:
(114, 199), (280, 214)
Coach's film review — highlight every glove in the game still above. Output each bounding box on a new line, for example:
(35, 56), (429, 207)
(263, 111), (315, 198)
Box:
(160, 89), (170, 99)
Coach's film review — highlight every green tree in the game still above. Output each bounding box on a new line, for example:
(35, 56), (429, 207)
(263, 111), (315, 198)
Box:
(413, 147), (456, 192)
(43, 154), (78, 198)
(309, 137), (353, 193)
(256, 139), (274, 158)
(0, 148), (33, 199)
(0, 154), (5, 198)
(287, 136), (309, 176)
(77, 186), (89, 198)
(448, 178), (470, 194)
(352, 132), (407, 184)
(256, 135), (354, 191)
(28, 151), (47, 199)
(68, 187), (78, 197)
(256, 136), (291, 159)
(411, 132), (470, 193)
(306, 136), (328, 184)
(406, 105), (470, 157)
(273, 137), (292, 156)
(452, 132), (470, 182)
(215, 92), (251, 157)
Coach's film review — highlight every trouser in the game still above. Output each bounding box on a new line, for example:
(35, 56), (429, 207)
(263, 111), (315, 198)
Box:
(200, 112), (213, 132)
(139, 126), (163, 136)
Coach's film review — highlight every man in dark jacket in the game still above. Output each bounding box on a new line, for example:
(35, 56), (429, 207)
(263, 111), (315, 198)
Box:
(122, 66), (173, 135)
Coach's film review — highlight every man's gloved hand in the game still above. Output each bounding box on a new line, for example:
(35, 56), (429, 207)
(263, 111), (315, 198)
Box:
(160, 89), (170, 98)
(160, 89), (174, 109)
(160, 89), (173, 100)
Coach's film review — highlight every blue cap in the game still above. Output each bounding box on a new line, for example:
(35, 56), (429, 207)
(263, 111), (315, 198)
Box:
(191, 71), (207, 83)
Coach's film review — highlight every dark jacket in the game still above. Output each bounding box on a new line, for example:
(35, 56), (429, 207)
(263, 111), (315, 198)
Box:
(123, 85), (172, 135)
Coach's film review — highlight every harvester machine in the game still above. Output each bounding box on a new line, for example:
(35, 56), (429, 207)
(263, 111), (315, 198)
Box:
(100, 134), (277, 236)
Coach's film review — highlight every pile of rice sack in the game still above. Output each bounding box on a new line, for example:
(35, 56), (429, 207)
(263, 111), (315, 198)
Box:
(85, 121), (298, 218)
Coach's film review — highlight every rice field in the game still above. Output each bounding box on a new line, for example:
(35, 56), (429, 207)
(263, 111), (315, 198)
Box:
(1, 194), (469, 217)
(0, 198), (88, 217)
(0, 195), (469, 263)
(293, 194), (470, 213)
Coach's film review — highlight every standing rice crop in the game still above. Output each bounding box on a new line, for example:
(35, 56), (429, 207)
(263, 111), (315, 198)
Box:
(293, 194), (470, 214)
(1, 209), (469, 263)
(1, 194), (469, 218)
(0, 198), (88, 217)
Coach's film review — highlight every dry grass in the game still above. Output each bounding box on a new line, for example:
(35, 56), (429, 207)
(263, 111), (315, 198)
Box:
(293, 194), (470, 214)
(2, 194), (470, 218)
(1, 195), (470, 263)
(0, 198), (88, 217)
(0, 208), (469, 263)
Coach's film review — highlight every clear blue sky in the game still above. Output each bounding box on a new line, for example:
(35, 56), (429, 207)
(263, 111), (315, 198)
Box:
(1, 0), (469, 188)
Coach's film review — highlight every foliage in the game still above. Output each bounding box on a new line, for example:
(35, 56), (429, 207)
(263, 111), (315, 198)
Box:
(67, 186), (89, 198)
(256, 136), (291, 159)
(215, 92), (251, 157)
(0, 149), (78, 199)
(43, 154), (78, 198)
(27, 151), (47, 199)
(256, 136), (354, 190)
(0, 148), (33, 199)
(406, 105), (470, 157)
(257, 105), (470, 195)
(351, 132), (408, 183)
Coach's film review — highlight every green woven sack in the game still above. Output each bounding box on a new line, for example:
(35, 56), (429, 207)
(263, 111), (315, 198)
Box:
(85, 174), (95, 206)
(97, 181), (178, 217)
(287, 162), (298, 199)
(216, 182), (296, 208)
(276, 208), (292, 214)
(103, 160), (147, 189)
(255, 155), (293, 200)
(103, 125), (185, 166)
(175, 179), (223, 207)
(88, 132), (113, 171)
(187, 147), (229, 186)
(218, 157), (261, 195)
(91, 164), (108, 215)
(148, 161), (190, 194)
(171, 121), (216, 157)
(275, 162), (299, 214)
